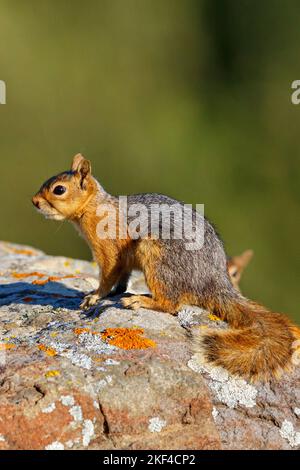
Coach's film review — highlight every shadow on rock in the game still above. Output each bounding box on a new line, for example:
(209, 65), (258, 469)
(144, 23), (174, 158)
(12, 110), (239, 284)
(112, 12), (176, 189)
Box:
(0, 281), (84, 310)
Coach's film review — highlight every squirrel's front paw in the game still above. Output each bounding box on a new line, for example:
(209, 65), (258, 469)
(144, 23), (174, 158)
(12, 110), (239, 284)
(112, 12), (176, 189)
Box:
(80, 292), (101, 310)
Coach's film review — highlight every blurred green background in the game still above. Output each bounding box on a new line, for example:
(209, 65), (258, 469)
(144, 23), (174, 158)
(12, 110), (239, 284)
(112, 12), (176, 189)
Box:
(0, 1), (299, 320)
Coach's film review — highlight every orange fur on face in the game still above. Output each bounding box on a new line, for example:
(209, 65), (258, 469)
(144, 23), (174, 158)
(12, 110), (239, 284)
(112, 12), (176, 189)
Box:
(32, 154), (96, 221)
(32, 172), (95, 221)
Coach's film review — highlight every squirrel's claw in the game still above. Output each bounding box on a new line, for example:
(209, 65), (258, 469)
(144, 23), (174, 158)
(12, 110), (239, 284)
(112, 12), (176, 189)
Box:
(80, 292), (101, 310)
(122, 295), (145, 310)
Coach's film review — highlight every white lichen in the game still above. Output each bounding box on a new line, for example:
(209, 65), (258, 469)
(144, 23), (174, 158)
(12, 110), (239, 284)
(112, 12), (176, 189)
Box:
(65, 351), (92, 370)
(188, 355), (257, 409)
(46, 332), (115, 371)
(178, 308), (202, 328)
(77, 332), (116, 354)
(0, 352), (6, 368)
(60, 395), (75, 407)
(66, 440), (74, 448)
(95, 375), (113, 392)
(49, 341), (69, 354)
(211, 377), (257, 409)
(280, 420), (300, 447)
(82, 419), (94, 447)
(42, 402), (56, 414)
(69, 405), (83, 422)
(45, 441), (65, 450)
(212, 407), (219, 420)
(0, 434), (5, 442)
(104, 358), (120, 366)
(148, 417), (167, 433)
(205, 365), (229, 383)
(294, 407), (300, 417)
(93, 400), (99, 409)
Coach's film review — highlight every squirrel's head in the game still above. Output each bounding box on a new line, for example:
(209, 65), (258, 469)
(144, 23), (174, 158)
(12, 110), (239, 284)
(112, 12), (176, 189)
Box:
(32, 154), (95, 220)
(227, 249), (253, 290)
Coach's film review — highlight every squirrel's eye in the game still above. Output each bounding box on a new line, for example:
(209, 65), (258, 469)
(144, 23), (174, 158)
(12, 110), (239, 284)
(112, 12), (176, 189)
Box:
(53, 185), (66, 196)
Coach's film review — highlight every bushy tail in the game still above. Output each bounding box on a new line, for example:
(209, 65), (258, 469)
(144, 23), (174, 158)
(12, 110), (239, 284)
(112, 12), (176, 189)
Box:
(193, 295), (300, 381)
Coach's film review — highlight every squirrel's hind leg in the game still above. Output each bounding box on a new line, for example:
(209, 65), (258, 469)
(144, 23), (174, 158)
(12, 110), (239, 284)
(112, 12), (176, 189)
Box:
(122, 295), (179, 315)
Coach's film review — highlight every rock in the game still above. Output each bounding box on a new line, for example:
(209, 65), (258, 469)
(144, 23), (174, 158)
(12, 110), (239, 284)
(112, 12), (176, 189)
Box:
(0, 241), (299, 450)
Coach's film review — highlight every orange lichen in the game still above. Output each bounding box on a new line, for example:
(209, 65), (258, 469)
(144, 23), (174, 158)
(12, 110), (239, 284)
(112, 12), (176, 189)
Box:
(11, 271), (76, 285)
(32, 278), (51, 286)
(93, 357), (105, 362)
(159, 331), (169, 337)
(73, 327), (102, 338)
(38, 344), (57, 356)
(101, 328), (156, 350)
(23, 297), (33, 302)
(32, 275), (75, 286)
(0, 343), (16, 350)
(12, 271), (45, 279)
(208, 313), (221, 322)
(45, 370), (60, 378)
(74, 327), (91, 336)
(73, 327), (104, 337)
(11, 248), (35, 256)
(73, 326), (156, 350)
(3, 244), (36, 256)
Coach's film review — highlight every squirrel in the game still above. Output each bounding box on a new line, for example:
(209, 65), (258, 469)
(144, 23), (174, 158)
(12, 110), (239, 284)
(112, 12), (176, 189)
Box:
(227, 249), (253, 292)
(32, 153), (300, 381)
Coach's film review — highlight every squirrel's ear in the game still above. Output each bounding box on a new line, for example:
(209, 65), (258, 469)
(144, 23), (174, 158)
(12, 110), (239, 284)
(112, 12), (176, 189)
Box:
(237, 250), (254, 269)
(71, 154), (92, 186)
(228, 249), (253, 279)
(71, 153), (85, 172)
(78, 159), (92, 182)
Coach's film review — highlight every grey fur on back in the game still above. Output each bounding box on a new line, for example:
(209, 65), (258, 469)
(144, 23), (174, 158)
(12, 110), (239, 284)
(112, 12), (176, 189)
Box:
(120, 193), (236, 303)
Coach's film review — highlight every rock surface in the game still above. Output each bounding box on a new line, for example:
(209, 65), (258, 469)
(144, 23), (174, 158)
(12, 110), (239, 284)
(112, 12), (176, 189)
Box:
(0, 241), (299, 450)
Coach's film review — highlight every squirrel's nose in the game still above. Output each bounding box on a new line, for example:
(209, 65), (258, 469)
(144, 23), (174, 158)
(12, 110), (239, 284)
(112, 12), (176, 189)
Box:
(32, 196), (40, 209)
